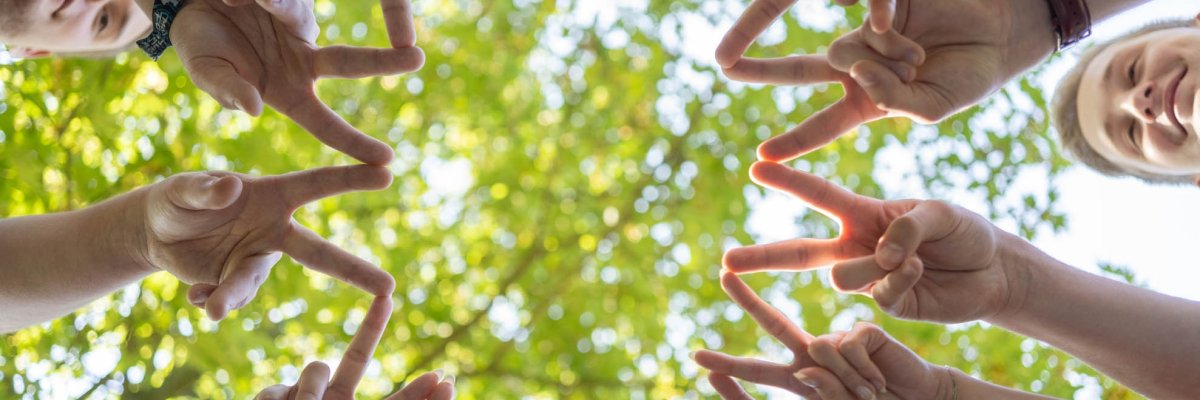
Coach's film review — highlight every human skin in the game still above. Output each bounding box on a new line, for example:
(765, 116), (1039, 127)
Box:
(0, 165), (397, 332)
(170, 0), (423, 165)
(254, 297), (456, 400)
(722, 161), (1200, 399)
(716, 0), (1152, 163)
(1076, 18), (1200, 182)
(0, 0), (153, 55)
(695, 272), (1051, 400)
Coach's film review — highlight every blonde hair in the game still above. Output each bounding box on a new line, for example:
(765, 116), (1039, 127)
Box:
(1050, 18), (1197, 185)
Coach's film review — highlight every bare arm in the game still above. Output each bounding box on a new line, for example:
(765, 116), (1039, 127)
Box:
(989, 236), (1200, 399)
(0, 191), (152, 332)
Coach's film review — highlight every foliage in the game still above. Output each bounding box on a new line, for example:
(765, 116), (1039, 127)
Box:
(0, 0), (1139, 398)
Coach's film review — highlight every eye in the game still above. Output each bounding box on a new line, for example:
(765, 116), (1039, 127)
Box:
(97, 8), (110, 33)
(1128, 55), (1139, 84)
(1127, 121), (1141, 153)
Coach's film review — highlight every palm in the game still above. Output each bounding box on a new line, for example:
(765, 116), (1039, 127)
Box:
(136, 166), (397, 320)
(726, 162), (1007, 324)
(172, 0), (423, 165)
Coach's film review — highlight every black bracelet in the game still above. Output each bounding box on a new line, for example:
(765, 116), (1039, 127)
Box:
(1046, 0), (1092, 50)
(136, 0), (188, 60)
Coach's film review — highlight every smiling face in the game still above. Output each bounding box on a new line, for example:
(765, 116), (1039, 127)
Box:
(1076, 21), (1200, 181)
(0, 0), (151, 55)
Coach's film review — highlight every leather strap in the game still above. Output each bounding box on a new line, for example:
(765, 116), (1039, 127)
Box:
(1046, 0), (1092, 50)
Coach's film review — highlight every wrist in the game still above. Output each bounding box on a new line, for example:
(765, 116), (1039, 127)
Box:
(1000, 0), (1058, 77)
(90, 187), (156, 275)
(986, 232), (1052, 327)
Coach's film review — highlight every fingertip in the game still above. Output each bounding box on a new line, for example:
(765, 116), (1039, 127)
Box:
(209, 176), (244, 209)
(364, 142), (396, 166)
(360, 165), (395, 190)
(206, 301), (229, 321)
(747, 161), (788, 185)
(187, 284), (217, 307)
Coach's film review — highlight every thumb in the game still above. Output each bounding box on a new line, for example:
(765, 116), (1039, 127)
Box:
(184, 56), (265, 116)
(165, 174), (244, 211)
(849, 59), (947, 123)
(205, 252), (284, 321)
(874, 200), (958, 270)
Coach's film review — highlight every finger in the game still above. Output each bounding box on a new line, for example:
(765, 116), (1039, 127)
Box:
(756, 96), (881, 162)
(748, 162), (869, 219)
(708, 373), (754, 400)
(808, 336), (878, 400)
(223, 0), (255, 6)
(859, 28), (924, 66)
(295, 362), (332, 400)
(720, 271), (814, 351)
(328, 296), (394, 397)
(721, 55), (841, 85)
(185, 56), (265, 116)
(715, 0), (799, 68)
(282, 224), (397, 296)
(871, 257), (923, 317)
(383, 370), (442, 400)
(873, 200), (958, 269)
(275, 164), (394, 209)
(314, 46), (425, 79)
(828, 37), (916, 82)
(165, 174), (243, 211)
(205, 252), (283, 320)
(692, 350), (810, 395)
(254, 0), (318, 42)
(428, 377), (455, 400)
(254, 384), (293, 400)
(834, 0), (858, 6)
(187, 284), (218, 308)
(848, 60), (947, 123)
(866, 0), (896, 34)
(382, 0), (417, 48)
(830, 256), (887, 293)
(284, 97), (395, 165)
(723, 238), (842, 274)
(841, 323), (889, 393)
(794, 367), (857, 400)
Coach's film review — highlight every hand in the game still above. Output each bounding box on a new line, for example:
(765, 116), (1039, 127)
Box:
(717, 0), (1055, 162)
(723, 162), (1021, 324)
(134, 165), (397, 320)
(171, 0), (425, 165)
(255, 297), (457, 400)
(695, 272), (949, 400)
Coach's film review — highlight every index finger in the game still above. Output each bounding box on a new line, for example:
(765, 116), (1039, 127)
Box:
(720, 271), (813, 352)
(716, 0), (799, 68)
(721, 55), (842, 85)
(281, 223), (397, 296)
(283, 96), (395, 165)
(756, 96), (880, 162)
(274, 164), (394, 210)
(867, 0), (896, 34)
(327, 296), (394, 398)
(708, 373), (754, 400)
(748, 162), (869, 219)
(382, 0), (416, 48)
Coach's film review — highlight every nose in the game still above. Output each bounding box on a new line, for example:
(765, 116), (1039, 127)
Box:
(1122, 81), (1159, 124)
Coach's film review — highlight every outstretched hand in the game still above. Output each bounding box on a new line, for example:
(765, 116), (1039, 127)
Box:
(171, 0), (425, 164)
(695, 272), (947, 400)
(723, 162), (1020, 324)
(717, 0), (1053, 162)
(136, 165), (397, 320)
(255, 297), (456, 400)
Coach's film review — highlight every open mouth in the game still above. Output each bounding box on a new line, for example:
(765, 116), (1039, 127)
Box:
(1164, 66), (1189, 144)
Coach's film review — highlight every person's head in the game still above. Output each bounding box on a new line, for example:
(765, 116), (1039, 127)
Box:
(1052, 14), (1200, 187)
(0, 0), (150, 58)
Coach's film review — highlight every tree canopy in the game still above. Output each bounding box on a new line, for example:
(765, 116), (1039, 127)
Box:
(0, 0), (1141, 398)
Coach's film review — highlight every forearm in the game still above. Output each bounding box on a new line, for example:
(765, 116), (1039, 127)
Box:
(1085, 0), (1154, 24)
(989, 235), (1200, 399)
(1000, 0), (1153, 78)
(949, 368), (1056, 400)
(0, 189), (153, 333)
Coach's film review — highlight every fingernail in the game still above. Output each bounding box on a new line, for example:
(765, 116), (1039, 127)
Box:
(853, 70), (878, 86)
(881, 243), (904, 267)
(687, 351), (697, 361)
(876, 380), (887, 393)
(444, 375), (456, 385)
(793, 371), (818, 388)
(432, 369), (444, 380)
(189, 291), (210, 306)
(232, 99), (244, 112)
(857, 386), (876, 400)
(906, 51), (921, 65)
